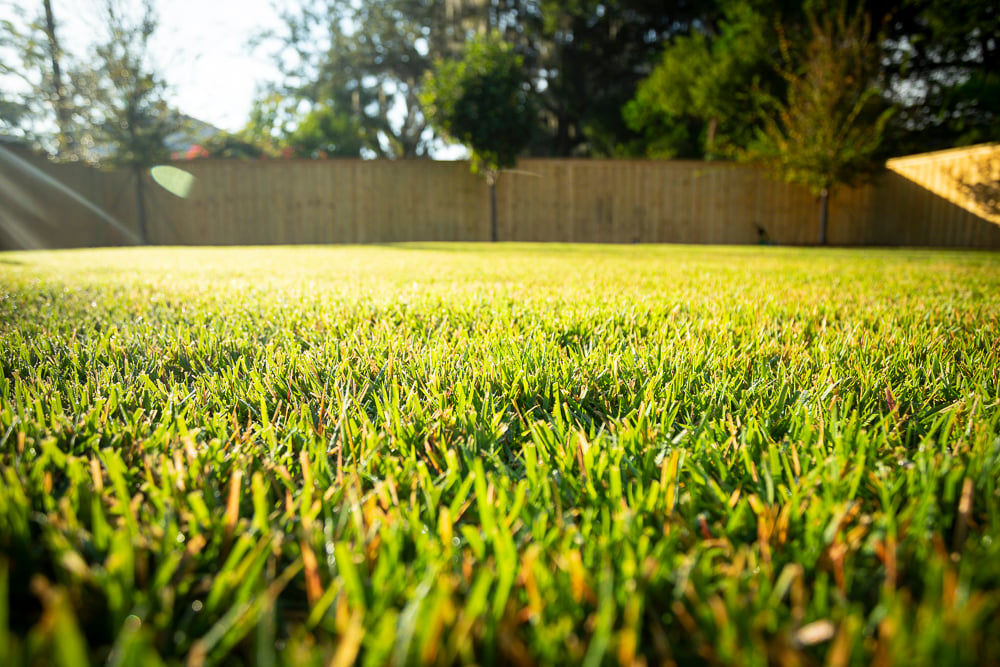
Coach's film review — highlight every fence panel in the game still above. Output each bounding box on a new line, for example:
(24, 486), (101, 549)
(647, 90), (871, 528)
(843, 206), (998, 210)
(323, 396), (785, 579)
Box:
(3, 144), (999, 250)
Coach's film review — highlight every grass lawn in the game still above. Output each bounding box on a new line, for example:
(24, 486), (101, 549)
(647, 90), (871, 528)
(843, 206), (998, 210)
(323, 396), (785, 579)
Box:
(1, 243), (999, 666)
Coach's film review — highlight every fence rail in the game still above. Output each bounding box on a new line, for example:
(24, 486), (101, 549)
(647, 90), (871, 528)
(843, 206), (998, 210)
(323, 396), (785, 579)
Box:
(3, 144), (999, 250)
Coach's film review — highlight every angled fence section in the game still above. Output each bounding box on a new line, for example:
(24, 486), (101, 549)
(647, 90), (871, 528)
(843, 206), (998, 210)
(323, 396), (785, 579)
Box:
(882, 144), (1000, 247)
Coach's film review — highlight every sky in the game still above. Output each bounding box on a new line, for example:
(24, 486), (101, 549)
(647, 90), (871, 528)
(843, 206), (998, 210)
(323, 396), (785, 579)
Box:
(50, 0), (293, 133)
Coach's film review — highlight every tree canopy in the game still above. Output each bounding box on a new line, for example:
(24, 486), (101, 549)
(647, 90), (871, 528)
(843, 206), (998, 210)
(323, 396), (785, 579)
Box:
(0, 0), (181, 166)
(739, 2), (894, 244)
(0, 0), (80, 155)
(253, 0), (468, 159)
(421, 33), (536, 241)
(623, 2), (773, 159)
(83, 0), (178, 167)
(421, 34), (535, 175)
(254, 0), (719, 159)
(1, 0), (995, 163)
(622, 0), (997, 161)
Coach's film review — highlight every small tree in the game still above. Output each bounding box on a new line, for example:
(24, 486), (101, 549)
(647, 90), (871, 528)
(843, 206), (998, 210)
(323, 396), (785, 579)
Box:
(421, 34), (535, 242)
(78, 0), (179, 243)
(742, 1), (893, 245)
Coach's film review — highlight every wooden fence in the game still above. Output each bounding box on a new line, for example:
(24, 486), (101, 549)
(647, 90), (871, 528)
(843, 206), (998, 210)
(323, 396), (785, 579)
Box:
(0, 147), (141, 249)
(3, 143), (999, 250)
(886, 144), (1000, 228)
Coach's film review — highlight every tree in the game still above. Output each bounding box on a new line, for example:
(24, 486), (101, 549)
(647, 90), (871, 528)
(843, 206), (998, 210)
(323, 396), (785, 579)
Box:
(623, 2), (774, 159)
(284, 104), (366, 158)
(82, 0), (174, 165)
(193, 133), (271, 160)
(74, 0), (181, 242)
(741, 2), (893, 244)
(623, 0), (998, 160)
(0, 0), (83, 156)
(879, 0), (1000, 153)
(231, 93), (370, 159)
(1, 0), (181, 171)
(256, 0), (474, 158)
(497, 0), (719, 157)
(421, 34), (536, 241)
(235, 92), (299, 157)
(256, 0), (720, 159)
(40, 0), (75, 154)
(257, 0), (995, 161)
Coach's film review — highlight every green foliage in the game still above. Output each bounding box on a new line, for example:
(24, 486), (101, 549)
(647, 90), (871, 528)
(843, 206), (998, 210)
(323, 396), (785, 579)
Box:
(0, 2), (80, 156)
(735, 1), (894, 243)
(256, 0), (461, 158)
(235, 93), (299, 158)
(195, 133), (269, 160)
(623, 32), (714, 159)
(880, 0), (1000, 152)
(259, 0), (719, 158)
(223, 95), (365, 160)
(2, 244), (1000, 665)
(4, 0), (999, 161)
(421, 35), (535, 175)
(932, 70), (1000, 147)
(0, 0), (179, 165)
(623, 0), (999, 159)
(0, 97), (33, 141)
(742, 3), (892, 193)
(624, 2), (773, 159)
(526, 0), (715, 157)
(79, 0), (176, 167)
(285, 105), (366, 159)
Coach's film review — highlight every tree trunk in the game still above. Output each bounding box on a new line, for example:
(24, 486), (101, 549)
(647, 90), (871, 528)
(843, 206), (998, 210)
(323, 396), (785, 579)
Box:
(43, 0), (75, 156)
(133, 164), (148, 244)
(706, 117), (718, 160)
(488, 171), (498, 242)
(818, 187), (829, 245)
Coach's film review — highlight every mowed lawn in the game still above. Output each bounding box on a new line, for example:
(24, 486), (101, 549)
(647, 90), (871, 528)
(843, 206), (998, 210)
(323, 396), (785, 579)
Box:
(1, 244), (999, 666)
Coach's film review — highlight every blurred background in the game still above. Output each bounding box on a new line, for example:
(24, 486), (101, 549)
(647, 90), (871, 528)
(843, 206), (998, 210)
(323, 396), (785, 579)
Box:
(2, 0), (997, 164)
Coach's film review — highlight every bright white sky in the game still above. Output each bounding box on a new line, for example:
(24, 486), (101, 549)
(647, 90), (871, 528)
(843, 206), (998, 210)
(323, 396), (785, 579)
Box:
(50, 0), (293, 132)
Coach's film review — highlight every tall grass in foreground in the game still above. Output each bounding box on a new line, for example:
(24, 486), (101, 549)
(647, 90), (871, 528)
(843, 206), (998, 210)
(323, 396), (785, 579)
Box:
(1, 244), (999, 666)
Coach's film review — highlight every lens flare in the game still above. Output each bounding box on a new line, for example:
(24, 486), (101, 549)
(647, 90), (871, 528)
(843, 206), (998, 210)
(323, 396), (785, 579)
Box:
(151, 165), (195, 198)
